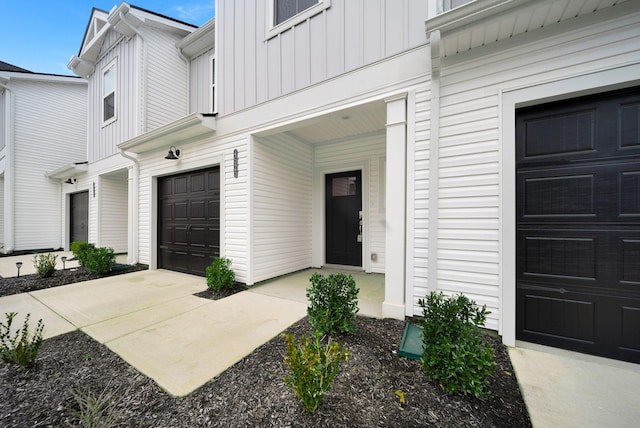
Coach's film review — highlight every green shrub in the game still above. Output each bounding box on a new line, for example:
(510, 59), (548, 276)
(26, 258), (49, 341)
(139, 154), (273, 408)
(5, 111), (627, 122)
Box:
(0, 312), (45, 367)
(33, 253), (58, 278)
(85, 247), (116, 274)
(283, 333), (349, 413)
(71, 241), (96, 267)
(306, 273), (359, 336)
(206, 257), (235, 292)
(418, 292), (496, 399)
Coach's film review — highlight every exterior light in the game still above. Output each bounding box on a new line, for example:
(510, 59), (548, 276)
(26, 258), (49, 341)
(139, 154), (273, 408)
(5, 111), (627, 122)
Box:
(16, 262), (23, 277)
(61, 256), (67, 270)
(165, 146), (181, 160)
(64, 177), (77, 184)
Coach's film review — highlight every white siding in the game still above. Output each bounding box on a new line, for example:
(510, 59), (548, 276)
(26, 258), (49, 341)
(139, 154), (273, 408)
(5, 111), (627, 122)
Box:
(190, 49), (215, 113)
(144, 26), (189, 131)
(252, 135), (313, 283)
(12, 79), (87, 250)
(0, 90), (5, 150)
(88, 31), (138, 163)
(414, 7), (640, 330)
(314, 133), (386, 273)
(137, 136), (249, 283)
(217, 0), (430, 115)
(99, 172), (128, 253)
(0, 177), (4, 246)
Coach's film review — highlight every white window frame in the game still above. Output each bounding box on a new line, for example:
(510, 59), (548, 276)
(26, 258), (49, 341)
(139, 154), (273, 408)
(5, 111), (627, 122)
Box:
(210, 54), (217, 113)
(101, 59), (117, 127)
(265, 0), (330, 40)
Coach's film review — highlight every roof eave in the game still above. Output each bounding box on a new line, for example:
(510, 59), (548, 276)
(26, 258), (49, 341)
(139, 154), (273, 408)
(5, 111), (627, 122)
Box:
(46, 163), (88, 180)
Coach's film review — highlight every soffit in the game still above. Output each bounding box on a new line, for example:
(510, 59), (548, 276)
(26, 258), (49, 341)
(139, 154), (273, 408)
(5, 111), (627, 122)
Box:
(426, 0), (631, 57)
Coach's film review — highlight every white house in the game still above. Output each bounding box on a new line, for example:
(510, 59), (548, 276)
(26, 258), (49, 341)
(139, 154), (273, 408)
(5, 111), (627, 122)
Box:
(0, 61), (87, 254)
(70, 0), (639, 364)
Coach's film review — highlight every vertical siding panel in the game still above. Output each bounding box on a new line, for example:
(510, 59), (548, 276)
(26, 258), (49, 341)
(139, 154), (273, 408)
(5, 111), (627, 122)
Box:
(385, 0), (405, 56)
(244, 1), (257, 107)
(190, 49), (214, 113)
(0, 90), (5, 150)
(234, 0), (246, 111)
(280, 31), (295, 94)
(99, 173), (128, 252)
(255, 0), (269, 105)
(363, 0), (384, 64)
(408, 0), (429, 46)
(344, 0), (363, 71)
(294, 22), (310, 90)
(325, 0), (344, 79)
(267, 36), (282, 98)
(309, 13), (326, 84)
(222, 1), (235, 114)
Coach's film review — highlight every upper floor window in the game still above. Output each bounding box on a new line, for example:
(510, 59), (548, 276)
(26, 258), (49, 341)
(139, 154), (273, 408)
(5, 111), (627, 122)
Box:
(102, 60), (116, 125)
(266, 0), (330, 39)
(210, 55), (217, 113)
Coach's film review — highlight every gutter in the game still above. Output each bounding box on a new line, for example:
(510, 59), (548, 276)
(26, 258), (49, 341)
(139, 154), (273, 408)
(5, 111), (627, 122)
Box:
(0, 79), (15, 253)
(119, 148), (140, 265)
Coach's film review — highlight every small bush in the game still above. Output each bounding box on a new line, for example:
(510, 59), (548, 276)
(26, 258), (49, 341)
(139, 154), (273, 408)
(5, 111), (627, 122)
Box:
(71, 241), (96, 267)
(85, 247), (116, 274)
(69, 381), (123, 428)
(33, 253), (58, 278)
(0, 312), (45, 367)
(418, 292), (496, 399)
(306, 273), (359, 336)
(206, 258), (235, 292)
(283, 333), (349, 413)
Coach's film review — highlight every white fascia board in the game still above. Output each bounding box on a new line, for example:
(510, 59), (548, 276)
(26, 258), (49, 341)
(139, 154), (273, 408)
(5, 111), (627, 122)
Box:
(425, 0), (530, 33)
(1, 71), (86, 84)
(117, 113), (216, 153)
(46, 163), (89, 180)
(176, 18), (215, 57)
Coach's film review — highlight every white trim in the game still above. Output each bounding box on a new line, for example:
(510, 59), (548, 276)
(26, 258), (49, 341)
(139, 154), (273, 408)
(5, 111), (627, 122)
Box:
(500, 63), (640, 347)
(210, 53), (217, 114)
(101, 58), (117, 127)
(265, 0), (331, 40)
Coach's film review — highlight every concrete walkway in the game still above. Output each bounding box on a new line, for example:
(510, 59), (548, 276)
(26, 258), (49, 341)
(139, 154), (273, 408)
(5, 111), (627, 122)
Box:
(0, 269), (307, 396)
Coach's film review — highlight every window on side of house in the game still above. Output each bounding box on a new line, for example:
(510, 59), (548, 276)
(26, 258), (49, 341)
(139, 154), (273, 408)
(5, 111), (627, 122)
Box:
(102, 61), (116, 125)
(266, 0), (330, 39)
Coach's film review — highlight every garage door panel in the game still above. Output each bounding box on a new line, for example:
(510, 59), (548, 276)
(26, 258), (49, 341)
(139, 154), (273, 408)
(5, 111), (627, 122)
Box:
(517, 87), (640, 363)
(158, 167), (221, 277)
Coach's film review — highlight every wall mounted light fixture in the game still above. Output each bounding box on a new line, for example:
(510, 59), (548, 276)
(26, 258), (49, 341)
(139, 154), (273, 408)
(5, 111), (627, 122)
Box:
(64, 177), (77, 184)
(165, 146), (181, 160)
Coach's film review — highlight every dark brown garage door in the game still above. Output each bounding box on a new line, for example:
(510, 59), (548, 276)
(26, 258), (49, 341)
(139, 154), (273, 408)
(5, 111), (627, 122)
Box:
(516, 87), (640, 363)
(158, 167), (220, 276)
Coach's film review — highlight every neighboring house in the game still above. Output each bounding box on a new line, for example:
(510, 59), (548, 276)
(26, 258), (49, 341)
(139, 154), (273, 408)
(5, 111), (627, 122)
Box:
(72, 0), (639, 364)
(0, 61), (87, 254)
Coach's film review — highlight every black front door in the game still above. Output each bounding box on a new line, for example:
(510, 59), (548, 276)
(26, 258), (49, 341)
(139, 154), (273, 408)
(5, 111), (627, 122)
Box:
(70, 191), (88, 244)
(326, 170), (362, 266)
(158, 167), (220, 276)
(516, 87), (640, 363)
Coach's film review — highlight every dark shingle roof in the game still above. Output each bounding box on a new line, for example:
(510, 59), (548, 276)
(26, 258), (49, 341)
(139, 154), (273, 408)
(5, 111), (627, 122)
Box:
(0, 61), (32, 73)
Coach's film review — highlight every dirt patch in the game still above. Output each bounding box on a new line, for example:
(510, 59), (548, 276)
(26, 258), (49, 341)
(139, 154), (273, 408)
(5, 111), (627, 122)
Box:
(0, 270), (531, 427)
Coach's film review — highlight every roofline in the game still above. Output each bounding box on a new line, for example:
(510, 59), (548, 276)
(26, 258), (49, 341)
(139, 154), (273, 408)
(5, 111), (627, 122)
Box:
(78, 7), (110, 56)
(129, 3), (198, 29)
(0, 71), (86, 84)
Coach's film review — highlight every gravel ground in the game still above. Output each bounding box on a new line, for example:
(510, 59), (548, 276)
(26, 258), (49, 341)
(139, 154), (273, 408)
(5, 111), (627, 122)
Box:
(0, 269), (531, 427)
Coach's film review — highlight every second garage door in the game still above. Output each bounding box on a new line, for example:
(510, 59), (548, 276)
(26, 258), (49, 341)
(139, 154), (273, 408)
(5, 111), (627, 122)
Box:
(516, 87), (640, 363)
(158, 167), (220, 276)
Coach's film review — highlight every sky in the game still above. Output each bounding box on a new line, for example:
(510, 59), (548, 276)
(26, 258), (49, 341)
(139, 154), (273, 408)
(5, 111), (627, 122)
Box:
(1, 1), (215, 76)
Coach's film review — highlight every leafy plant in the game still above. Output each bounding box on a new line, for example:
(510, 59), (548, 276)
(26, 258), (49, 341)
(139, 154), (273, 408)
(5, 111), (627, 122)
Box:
(68, 381), (123, 428)
(85, 246), (116, 274)
(33, 253), (58, 278)
(0, 312), (45, 367)
(283, 333), (349, 413)
(206, 257), (235, 292)
(418, 292), (496, 399)
(306, 273), (359, 336)
(71, 241), (96, 267)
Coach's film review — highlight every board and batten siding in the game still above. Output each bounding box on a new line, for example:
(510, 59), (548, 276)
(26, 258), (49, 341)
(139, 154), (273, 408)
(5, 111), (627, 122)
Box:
(0, 89), (5, 150)
(217, 0), (430, 116)
(314, 133), (387, 273)
(414, 7), (640, 330)
(98, 173), (128, 253)
(137, 136), (249, 283)
(252, 135), (313, 283)
(12, 80), (86, 250)
(143, 26), (189, 131)
(190, 49), (214, 113)
(88, 31), (138, 163)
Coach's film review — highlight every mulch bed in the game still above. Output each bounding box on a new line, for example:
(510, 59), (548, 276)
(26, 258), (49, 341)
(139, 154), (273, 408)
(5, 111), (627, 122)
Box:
(0, 269), (531, 427)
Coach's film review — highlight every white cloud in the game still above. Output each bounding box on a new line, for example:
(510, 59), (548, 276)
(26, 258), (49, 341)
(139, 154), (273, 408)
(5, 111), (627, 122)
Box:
(172, 2), (215, 25)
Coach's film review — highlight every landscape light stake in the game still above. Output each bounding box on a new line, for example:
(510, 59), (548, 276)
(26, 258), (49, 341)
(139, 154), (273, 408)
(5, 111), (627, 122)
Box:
(61, 256), (67, 270)
(16, 261), (23, 277)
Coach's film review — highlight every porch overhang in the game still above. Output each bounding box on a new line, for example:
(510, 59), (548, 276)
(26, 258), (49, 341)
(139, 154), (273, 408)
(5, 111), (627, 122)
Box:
(117, 113), (216, 154)
(45, 162), (88, 180)
(425, 0), (631, 58)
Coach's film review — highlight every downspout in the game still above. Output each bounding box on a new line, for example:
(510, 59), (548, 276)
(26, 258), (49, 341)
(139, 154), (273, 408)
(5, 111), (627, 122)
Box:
(427, 30), (441, 295)
(119, 148), (139, 265)
(119, 11), (148, 133)
(0, 80), (15, 253)
(176, 48), (191, 113)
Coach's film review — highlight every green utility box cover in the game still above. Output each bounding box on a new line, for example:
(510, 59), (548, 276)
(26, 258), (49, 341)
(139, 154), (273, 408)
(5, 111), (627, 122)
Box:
(399, 323), (423, 360)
